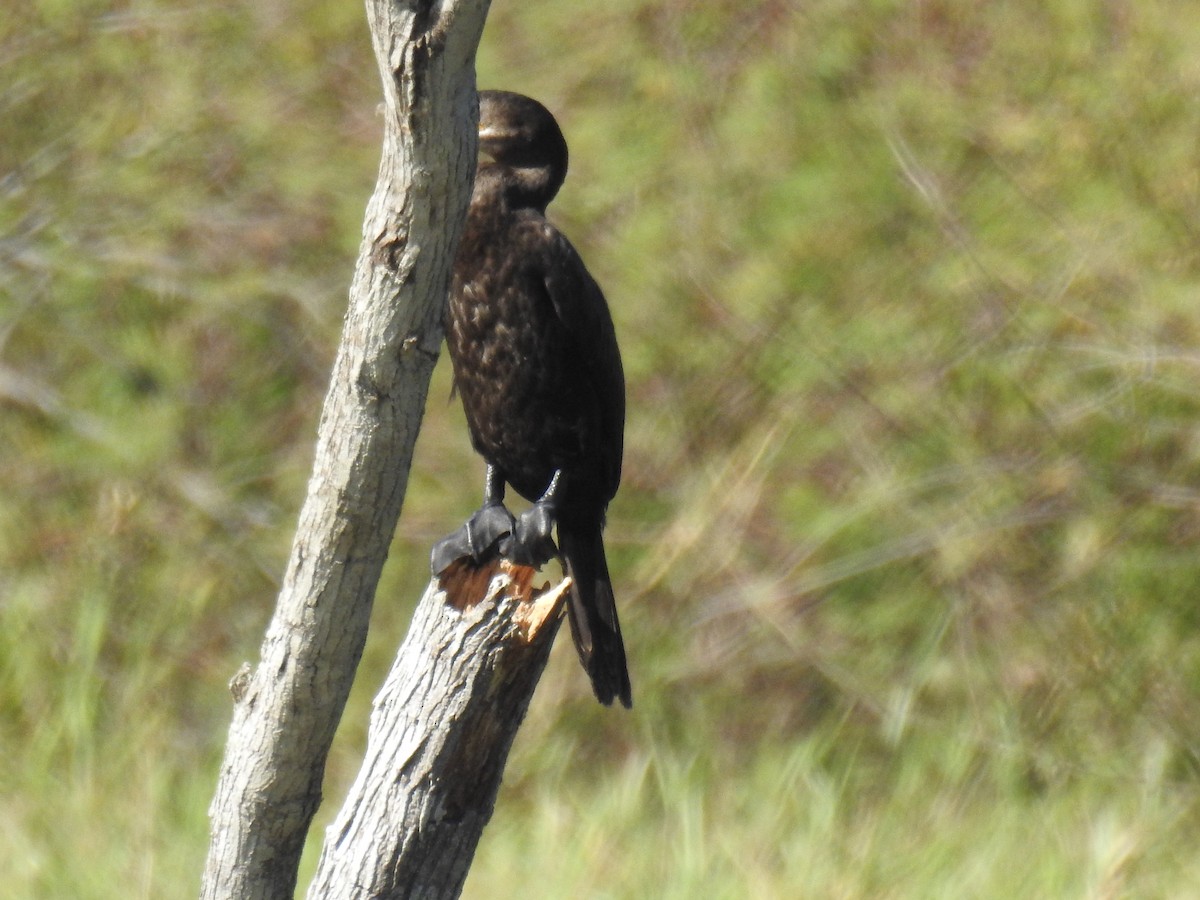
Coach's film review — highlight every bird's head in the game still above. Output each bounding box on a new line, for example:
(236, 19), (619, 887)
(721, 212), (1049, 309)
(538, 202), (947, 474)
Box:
(476, 90), (569, 210)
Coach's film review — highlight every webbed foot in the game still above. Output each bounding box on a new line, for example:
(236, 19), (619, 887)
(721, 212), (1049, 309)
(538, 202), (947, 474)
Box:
(430, 502), (516, 575)
(506, 502), (559, 568)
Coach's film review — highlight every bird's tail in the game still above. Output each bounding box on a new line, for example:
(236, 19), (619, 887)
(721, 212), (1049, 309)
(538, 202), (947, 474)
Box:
(557, 517), (632, 708)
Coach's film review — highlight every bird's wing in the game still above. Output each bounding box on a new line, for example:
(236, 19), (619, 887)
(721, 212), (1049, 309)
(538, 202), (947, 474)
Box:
(535, 220), (626, 496)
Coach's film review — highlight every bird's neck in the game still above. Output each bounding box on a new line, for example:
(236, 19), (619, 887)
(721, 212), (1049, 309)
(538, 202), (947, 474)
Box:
(473, 162), (562, 214)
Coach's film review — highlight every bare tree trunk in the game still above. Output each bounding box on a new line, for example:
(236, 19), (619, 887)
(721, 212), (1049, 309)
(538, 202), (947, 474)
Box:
(306, 561), (568, 900)
(201, 2), (491, 898)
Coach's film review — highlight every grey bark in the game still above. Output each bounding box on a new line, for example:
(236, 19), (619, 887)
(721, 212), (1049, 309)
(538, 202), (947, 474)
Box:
(306, 561), (568, 899)
(201, 2), (492, 898)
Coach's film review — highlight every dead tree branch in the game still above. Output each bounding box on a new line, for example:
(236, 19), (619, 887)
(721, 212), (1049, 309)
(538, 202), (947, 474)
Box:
(306, 560), (567, 899)
(201, 2), (492, 898)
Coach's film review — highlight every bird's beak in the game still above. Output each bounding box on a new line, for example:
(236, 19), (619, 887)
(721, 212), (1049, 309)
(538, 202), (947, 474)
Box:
(477, 124), (498, 163)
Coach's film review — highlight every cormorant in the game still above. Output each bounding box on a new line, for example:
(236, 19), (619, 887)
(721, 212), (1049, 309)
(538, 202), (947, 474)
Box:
(432, 90), (631, 709)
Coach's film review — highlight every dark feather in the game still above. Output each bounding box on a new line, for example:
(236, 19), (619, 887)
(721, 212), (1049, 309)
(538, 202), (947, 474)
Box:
(446, 91), (631, 707)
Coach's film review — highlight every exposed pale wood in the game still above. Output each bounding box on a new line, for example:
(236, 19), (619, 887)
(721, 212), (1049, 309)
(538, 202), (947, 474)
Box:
(200, 2), (492, 898)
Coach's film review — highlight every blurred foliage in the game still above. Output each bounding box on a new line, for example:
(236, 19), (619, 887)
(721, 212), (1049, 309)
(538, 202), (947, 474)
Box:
(3, 0), (1200, 896)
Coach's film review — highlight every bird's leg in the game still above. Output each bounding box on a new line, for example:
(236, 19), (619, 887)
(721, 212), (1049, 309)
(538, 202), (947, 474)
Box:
(508, 469), (563, 568)
(472, 464), (517, 551)
(430, 464), (517, 574)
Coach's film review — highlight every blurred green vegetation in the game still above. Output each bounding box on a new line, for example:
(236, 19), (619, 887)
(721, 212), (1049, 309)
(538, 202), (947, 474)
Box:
(4, 0), (1200, 896)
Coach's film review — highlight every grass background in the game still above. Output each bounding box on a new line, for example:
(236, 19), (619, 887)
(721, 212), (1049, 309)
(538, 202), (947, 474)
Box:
(4, 0), (1200, 896)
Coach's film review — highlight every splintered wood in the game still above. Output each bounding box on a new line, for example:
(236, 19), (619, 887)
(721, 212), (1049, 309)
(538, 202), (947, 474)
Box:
(438, 556), (569, 641)
(512, 575), (571, 640)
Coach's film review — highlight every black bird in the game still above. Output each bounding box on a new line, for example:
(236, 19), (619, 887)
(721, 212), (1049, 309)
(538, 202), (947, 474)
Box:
(432, 90), (631, 708)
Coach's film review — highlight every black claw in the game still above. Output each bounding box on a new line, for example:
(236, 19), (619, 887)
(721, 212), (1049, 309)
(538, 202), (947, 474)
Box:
(431, 502), (516, 575)
(431, 526), (471, 575)
(507, 502), (559, 568)
(471, 503), (518, 556)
